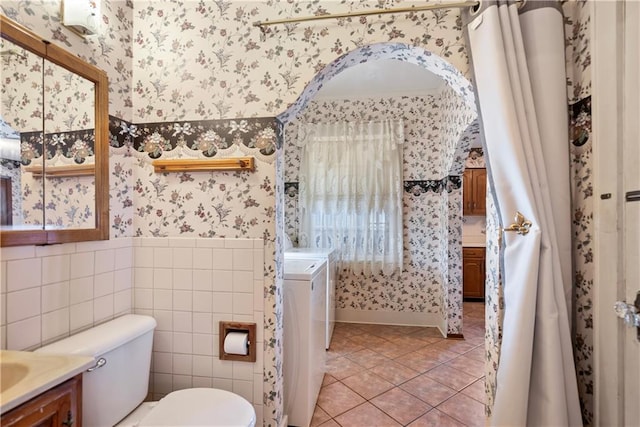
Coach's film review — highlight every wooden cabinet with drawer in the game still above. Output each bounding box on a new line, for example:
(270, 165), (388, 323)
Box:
(1, 375), (82, 427)
(463, 247), (486, 300)
(463, 168), (487, 216)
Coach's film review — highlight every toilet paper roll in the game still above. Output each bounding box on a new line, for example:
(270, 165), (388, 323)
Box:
(224, 331), (249, 356)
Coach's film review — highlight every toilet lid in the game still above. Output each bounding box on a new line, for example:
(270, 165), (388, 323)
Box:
(139, 388), (256, 427)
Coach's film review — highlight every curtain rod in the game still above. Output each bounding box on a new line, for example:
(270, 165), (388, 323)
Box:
(252, 1), (480, 29)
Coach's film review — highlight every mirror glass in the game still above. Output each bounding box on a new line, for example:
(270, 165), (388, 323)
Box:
(42, 59), (96, 229)
(0, 38), (45, 230)
(0, 15), (108, 246)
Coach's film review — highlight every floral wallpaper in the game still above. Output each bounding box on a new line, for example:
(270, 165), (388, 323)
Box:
(0, 39), (43, 133)
(131, 1), (472, 122)
(439, 85), (478, 175)
(107, 116), (138, 239)
(564, 0), (591, 104)
(0, 0), (134, 121)
(484, 188), (503, 419)
(17, 166), (95, 228)
(122, 116), (277, 238)
(131, 153), (275, 239)
(564, 1), (593, 424)
(447, 187), (464, 334)
(570, 95), (593, 426)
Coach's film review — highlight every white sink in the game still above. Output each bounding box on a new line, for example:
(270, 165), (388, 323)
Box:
(0, 350), (94, 414)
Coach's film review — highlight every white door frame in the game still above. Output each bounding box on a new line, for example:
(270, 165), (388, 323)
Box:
(592, 1), (637, 425)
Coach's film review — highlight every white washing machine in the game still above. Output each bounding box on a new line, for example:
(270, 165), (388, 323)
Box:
(284, 248), (337, 349)
(283, 258), (327, 427)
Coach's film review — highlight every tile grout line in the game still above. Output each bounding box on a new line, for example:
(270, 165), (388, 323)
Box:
(314, 302), (486, 427)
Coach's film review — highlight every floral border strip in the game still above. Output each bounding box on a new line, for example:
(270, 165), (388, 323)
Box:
(284, 177), (463, 198)
(109, 115), (136, 149)
(0, 159), (21, 170)
(404, 177), (462, 195)
(108, 116), (279, 163)
(284, 182), (298, 198)
(19, 129), (95, 165)
(132, 118), (277, 160)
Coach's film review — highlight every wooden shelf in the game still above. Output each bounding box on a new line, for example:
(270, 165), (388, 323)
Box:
(152, 157), (255, 173)
(24, 163), (95, 177)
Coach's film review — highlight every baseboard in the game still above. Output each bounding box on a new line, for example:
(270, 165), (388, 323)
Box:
(447, 333), (465, 340)
(336, 308), (446, 335)
(279, 415), (288, 427)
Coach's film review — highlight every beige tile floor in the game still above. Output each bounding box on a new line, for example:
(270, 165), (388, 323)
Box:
(311, 302), (486, 427)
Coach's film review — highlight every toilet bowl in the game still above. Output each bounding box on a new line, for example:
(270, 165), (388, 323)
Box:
(117, 389), (256, 427)
(36, 315), (256, 427)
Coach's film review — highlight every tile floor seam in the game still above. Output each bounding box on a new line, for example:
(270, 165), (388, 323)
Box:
(434, 394), (484, 427)
(313, 302), (486, 427)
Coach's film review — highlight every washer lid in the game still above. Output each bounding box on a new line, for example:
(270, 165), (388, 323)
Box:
(284, 258), (326, 281)
(284, 247), (336, 260)
(139, 389), (256, 427)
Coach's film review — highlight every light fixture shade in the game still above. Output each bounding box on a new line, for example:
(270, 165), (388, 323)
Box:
(62, 0), (100, 36)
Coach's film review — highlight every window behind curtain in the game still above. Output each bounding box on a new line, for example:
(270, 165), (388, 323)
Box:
(297, 120), (404, 276)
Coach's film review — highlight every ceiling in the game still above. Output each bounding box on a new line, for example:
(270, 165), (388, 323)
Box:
(314, 58), (446, 100)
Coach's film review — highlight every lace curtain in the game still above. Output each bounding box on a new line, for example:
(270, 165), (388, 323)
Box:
(297, 120), (404, 276)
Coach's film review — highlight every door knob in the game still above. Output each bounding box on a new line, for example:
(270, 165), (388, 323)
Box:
(614, 301), (639, 327)
(614, 291), (640, 341)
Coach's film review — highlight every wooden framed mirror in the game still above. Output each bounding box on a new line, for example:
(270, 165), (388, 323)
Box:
(0, 15), (109, 246)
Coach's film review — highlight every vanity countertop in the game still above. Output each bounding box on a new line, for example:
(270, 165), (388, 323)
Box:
(0, 350), (94, 414)
(462, 236), (486, 248)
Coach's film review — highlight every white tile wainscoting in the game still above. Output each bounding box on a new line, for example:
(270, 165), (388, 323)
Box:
(1, 238), (134, 351)
(132, 236), (265, 425)
(0, 236), (266, 427)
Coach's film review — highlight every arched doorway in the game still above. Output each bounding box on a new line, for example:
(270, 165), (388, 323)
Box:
(275, 42), (479, 337)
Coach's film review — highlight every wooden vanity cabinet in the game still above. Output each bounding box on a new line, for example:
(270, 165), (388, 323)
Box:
(463, 168), (487, 216)
(463, 247), (486, 300)
(1, 374), (82, 427)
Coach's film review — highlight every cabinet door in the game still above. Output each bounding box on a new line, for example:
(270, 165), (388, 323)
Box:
(472, 169), (487, 215)
(1, 375), (81, 427)
(463, 169), (473, 215)
(463, 168), (487, 216)
(463, 248), (486, 299)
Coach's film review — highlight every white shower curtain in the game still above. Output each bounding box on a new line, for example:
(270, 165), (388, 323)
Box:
(297, 120), (404, 276)
(465, 1), (582, 425)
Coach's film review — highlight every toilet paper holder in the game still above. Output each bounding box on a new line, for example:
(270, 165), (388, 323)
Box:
(219, 321), (257, 362)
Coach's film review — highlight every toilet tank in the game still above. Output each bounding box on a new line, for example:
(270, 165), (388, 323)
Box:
(36, 314), (157, 427)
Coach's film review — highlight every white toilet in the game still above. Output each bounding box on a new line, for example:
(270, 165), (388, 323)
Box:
(36, 314), (256, 427)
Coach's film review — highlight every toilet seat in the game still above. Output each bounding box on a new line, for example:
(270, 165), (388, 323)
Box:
(131, 388), (256, 427)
